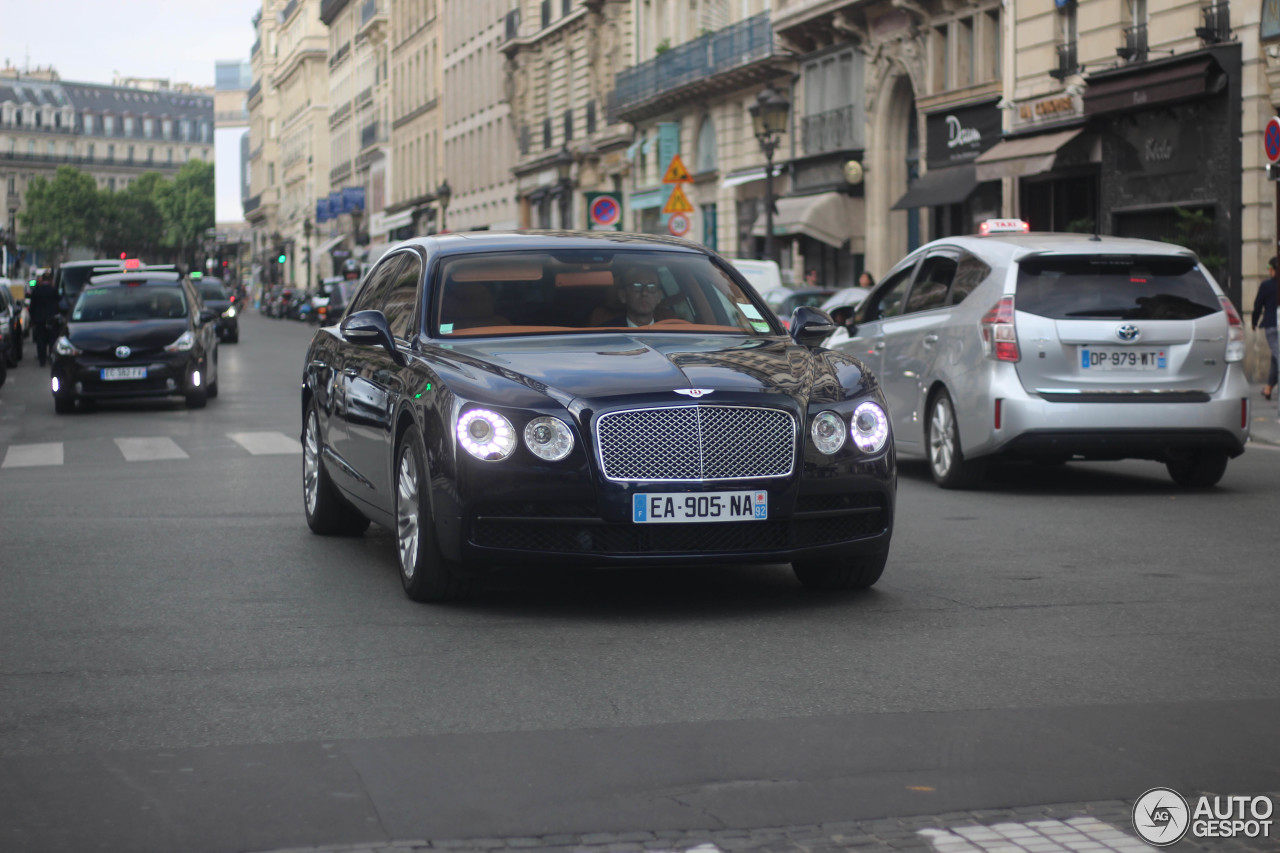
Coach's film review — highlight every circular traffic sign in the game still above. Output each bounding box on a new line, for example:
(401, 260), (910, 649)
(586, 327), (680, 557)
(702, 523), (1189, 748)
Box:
(667, 213), (690, 237)
(1266, 117), (1280, 164)
(589, 195), (621, 228)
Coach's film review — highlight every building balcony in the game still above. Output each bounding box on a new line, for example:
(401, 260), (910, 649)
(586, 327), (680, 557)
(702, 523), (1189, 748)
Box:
(247, 80), (262, 103)
(801, 104), (861, 156)
(609, 13), (782, 124)
(1197, 2), (1231, 44)
(280, 0), (300, 25)
(1117, 24), (1149, 63)
(331, 160), (353, 183)
(1049, 42), (1079, 80)
(0, 150), (186, 170)
(251, 40), (261, 57)
(359, 0), (387, 41)
(360, 120), (387, 149)
(243, 193), (262, 214)
(329, 42), (352, 69)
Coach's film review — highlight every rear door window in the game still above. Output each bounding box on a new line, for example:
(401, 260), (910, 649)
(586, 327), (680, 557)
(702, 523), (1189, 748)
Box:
(949, 253), (992, 305)
(1016, 255), (1219, 320)
(904, 254), (956, 314)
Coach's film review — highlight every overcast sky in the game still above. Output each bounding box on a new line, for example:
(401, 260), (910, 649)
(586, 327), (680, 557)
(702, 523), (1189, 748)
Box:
(2, 0), (261, 88)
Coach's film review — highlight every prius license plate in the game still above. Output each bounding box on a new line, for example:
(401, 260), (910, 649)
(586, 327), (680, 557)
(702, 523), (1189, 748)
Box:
(633, 491), (768, 524)
(101, 366), (147, 381)
(1080, 348), (1166, 370)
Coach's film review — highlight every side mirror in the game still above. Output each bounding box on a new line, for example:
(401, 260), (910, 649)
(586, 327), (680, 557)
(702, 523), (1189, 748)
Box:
(790, 306), (836, 348)
(199, 307), (217, 324)
(341, 310), (406, 366)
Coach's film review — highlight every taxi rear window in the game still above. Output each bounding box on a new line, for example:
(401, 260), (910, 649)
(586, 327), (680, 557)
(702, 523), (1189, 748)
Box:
(1015, 256), (1219, 321)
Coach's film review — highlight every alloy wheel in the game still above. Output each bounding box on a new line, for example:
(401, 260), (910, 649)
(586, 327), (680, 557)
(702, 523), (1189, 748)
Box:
(930, 397), (956, 478)
(303, 412), (320, 516)
(396, 448), (420, 579)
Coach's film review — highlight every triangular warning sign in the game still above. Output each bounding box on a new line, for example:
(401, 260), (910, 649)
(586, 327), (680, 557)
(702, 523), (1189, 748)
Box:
(662, 154), (693, 184)
(662, 184), (695, 215)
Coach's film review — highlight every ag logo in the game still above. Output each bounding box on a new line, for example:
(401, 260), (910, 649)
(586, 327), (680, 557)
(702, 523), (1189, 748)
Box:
(1133, 787), (1190, 846)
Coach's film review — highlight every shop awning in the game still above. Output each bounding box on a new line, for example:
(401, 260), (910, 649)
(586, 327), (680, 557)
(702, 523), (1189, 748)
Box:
(1083, 56), (1221, 118)
(720, 166), (784, 191)
(891, 164), (979, 210)
(381, 208), (415, 231)
(974, 128), (1084, 182)
(316, 234), (346, 254)
(751, 192), (864, 251)
(629, 188), (667, 210)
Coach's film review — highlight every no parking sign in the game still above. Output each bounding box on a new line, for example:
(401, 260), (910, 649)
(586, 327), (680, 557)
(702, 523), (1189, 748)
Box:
(587, 193), (622, 231)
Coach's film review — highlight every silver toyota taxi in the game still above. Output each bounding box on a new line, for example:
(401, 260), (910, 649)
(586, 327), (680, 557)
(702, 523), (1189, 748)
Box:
(833, 220), (1250, 489)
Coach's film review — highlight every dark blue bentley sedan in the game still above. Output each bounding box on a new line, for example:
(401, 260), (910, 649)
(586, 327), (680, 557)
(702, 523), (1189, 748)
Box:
(301, 232), (895, 602)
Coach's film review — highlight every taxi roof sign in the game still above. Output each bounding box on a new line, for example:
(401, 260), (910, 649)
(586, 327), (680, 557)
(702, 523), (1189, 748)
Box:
(122, 258), (143, 270)
(662, 154), (693, 184)
(979, 218), (1030, 236)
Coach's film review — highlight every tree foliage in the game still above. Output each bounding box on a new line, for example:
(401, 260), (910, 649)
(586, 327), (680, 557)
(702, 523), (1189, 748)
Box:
(17, 163), (214, 268)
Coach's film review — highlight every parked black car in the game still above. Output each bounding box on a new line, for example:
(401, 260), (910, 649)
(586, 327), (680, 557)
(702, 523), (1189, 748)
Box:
(51, 269), (219, 413)
(301, 232), (895, 602)
(0, 283), (21, 369)
(195, 276), (240, 342)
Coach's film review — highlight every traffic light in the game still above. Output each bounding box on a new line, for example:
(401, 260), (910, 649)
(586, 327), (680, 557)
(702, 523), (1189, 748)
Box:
(278, 253), (287, 264)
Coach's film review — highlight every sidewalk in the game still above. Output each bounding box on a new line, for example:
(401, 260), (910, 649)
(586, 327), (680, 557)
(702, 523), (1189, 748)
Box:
(1249, 381), (1280, 447)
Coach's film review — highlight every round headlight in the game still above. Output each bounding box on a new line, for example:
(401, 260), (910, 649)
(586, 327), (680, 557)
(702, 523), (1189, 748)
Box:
(523, 416), (574, 461)
(850, 401), (890, 453)
(456, 409), (516, 461)
(810, 411), (846, 455)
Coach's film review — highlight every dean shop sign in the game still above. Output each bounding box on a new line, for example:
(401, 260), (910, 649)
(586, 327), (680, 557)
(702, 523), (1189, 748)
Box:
(925, 101), (1001, 169)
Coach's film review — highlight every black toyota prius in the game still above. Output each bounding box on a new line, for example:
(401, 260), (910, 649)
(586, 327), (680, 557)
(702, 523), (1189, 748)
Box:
(51, 269), (220, 413)
(301, 231), (896, 602)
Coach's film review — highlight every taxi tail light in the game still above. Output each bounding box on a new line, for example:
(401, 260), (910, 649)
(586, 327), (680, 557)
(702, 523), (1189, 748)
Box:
(980, 296), (1019, 362)
(1242, 398), (1249, 430)
(1220, 296), (1244, 362)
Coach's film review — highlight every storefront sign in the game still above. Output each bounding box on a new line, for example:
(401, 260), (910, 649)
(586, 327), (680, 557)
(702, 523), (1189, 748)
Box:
(926, 101), (1001, 169)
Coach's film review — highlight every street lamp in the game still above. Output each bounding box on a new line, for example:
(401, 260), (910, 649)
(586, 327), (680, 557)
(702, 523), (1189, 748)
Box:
(748, 83), (791, 263)
(552, 146), (575, 229)
(436, 180), (452, 232)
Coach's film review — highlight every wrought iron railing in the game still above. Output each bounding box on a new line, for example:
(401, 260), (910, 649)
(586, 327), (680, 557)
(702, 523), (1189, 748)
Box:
(361, 121), (386, 148)
(801, 105), (860, 156)
(1196, 2), (1231, 43)
(329, 42), (351, 68)
(247, 80), (262, 102)
(611, 13), (774, 117)
(1049, 42), (1078, 80)
(243, 194), (262, 214)
(1117, 24), (1148, 62)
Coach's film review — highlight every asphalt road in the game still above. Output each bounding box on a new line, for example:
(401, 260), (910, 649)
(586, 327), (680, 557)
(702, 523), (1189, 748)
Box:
(0, 311), (1277, 853)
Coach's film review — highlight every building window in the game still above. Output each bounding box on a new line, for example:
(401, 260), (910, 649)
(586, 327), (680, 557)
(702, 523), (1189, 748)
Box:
(108, 177), (115, 191)
(802, 49), (865, 155)
(563, 108), (573, 142)
(107, 143), (114, 160)
(586, 100), (596, 135)
(127, 145), (135, 162)
(124, 116), (134, 136)
(695, 114), (717, 173)
(88, 143), (95, 159)
(144, 118), (154, 138)
(104, 115), (115, 135)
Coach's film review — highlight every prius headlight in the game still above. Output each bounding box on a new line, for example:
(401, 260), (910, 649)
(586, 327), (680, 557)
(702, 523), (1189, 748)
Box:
(523, 416), (574, 461)
(456, 409), (516, 461)
(222, 306), (237, 318)
(55, 336), (82, 356)
(164, 330), (195, 352)
(851, 402), (890, 453)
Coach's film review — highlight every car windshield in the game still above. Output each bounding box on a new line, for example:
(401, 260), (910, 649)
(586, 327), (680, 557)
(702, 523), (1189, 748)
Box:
(71, 285), (189, 322)
(1016, 255), (1220, 320)
(199, 283), (228, 301)
(433, 250), (775, 336)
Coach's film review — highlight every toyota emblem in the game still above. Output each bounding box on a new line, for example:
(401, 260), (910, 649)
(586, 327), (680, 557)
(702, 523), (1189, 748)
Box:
(1116, 324), (1140, 342)
(116, 345), (132, 359)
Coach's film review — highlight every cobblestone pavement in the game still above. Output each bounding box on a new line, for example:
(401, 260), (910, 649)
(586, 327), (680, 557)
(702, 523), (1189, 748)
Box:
(253, 794), (1280, 853)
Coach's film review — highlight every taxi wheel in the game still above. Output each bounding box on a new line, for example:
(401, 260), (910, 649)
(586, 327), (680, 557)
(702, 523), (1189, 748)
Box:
(302, 405), (370, 535)
(1166, 448), (1228, 488)
(185, 386), (208, 409)
(395, 425), (480, 603)
(53, 394), (74, 414)
(927, 390), (986, 489)
(793, 550), (888, 590)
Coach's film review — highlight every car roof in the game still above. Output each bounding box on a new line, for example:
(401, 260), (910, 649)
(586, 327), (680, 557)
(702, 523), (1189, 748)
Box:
(917, 233), (1199, 266)
(820, 288), (870, 310)
(60, 259), (126, 268)
(86, 271), (183, 285)
(388, 230), (715, 259)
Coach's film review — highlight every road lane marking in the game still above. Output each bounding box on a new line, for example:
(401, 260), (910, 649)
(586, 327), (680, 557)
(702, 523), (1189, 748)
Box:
(920, 818), (1149, 852)
(2, 442), (63, 468)
(114, 436), (189, 462)
(228, 431), (302, 455)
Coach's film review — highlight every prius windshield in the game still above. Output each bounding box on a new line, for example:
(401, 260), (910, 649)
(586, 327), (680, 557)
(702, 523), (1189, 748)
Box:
(71, 285), (190, 322)
(432, 250), (777, 337)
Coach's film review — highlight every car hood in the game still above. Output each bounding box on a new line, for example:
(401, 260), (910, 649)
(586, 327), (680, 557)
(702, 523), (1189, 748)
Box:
(67, 320), (191, 353)
(428, 333), (872, 410)
(203, 298), (232, 311)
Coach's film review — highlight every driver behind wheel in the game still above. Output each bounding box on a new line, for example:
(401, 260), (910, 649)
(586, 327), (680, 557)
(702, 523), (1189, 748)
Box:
(594, 262), (665, 327)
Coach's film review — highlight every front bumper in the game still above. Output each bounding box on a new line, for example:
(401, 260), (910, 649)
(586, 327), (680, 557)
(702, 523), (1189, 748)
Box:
(52, 353), (203, 400)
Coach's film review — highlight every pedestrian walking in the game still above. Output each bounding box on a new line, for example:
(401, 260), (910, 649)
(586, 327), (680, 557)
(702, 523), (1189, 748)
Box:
(28, 271), (62, 367)
(1252, 256), (1278, 401)
(858, 271), (876, 289)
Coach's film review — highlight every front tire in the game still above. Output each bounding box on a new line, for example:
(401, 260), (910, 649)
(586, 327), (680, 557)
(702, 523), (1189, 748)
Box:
(54, 394), (74, 414)
(793, 549), (889, 590)
(395, 425), (480, 602)
(1166, 448), (1228, 488)
(928, 390), (986, 489)
(302, 404), (370, 535)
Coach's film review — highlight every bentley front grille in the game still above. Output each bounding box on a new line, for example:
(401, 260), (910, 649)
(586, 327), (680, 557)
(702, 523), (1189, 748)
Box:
(595, 405), (796, 482)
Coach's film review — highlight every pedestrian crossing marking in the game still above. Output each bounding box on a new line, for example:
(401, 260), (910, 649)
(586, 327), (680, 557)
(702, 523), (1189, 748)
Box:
(114, 437), (190, 462)
(228, 431), (302, 455)
(2, 442), (64, 469)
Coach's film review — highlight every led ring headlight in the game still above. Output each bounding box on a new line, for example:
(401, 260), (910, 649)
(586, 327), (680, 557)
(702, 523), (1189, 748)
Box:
(523, 416), (574, 461)
(810, 411), (846, 455)
(456, 409), (516, 461)
(851, 401), (890, 453)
